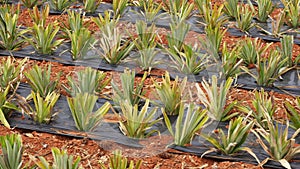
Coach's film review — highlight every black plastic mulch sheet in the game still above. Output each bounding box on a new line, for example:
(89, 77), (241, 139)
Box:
(10, 83), (153, 148)
(45, 2), (300, 44)
(250, 0), (285, 8)
(0, 0), (19, 4)
(49, 2), (114, 16)
(170, 144), (300, 169)
(236, 69), (300, 96)
(169, 121), (300, 169)
(10, 83), (172, 148)
(3, 0), (299, 40)
(0, 44), (203, 79)
(1, 44), (299, 96)
(227, 26), (300, 45)
(0, 44), (137, 72)
(9, 83), (300, 167)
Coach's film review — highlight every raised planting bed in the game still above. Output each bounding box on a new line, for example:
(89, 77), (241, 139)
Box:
(0, 0), (300, 168)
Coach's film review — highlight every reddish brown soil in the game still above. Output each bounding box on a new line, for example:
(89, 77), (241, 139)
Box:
(1, 1), (299, 168)
(0, 125), (261, 168)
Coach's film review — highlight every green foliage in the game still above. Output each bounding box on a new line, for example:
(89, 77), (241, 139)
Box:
(162, 0), (194, 21)
(253, 120), (300, 169)
(83, 0), (101, 13)
(49, 0), (71, 12)
(0, 134), (23, 169)
(29, 5), (49, 26)
(0, 5), (28, 50)
(223, 0), (239, 19)
(270, 11), (286, 36)
(241, 50), (290, 87)
(0, 57), (27, 91)
(64, 10), (86, 33)
(67, 93), (110, 131)
(24, 64), (60, 98)
(235, 4), (254, 32)
(284, 97), (300, 130)
(97, 25), (134, 64)
(92, 11), (117, 32)
(101, 150), (142, 169)
(237, 37), (272, 67)
(136, 48), (159, 71)
(0, 57), (25, 128)
(202, 4), (228, 29)
(256, 11), (286, 37)
(64, 67), (110, 96)
(200, 22), (226, 60)
(0, 0), (8, 4)
(25, 91), (60, 124)
(0, 4), (18, 16)
(62, 11), (93, 59)
(26, 22), (64, 55)
(221, 43), (243, 79)
(201, 4), (228, 61)
(166, 21), (190, 55)
(153, 72), (187, 115)
(112, 69), (146, 107)
(118, 99), (160, 138)
(134, 0), (163, 22)
(0, 86), (19, 128)
(66, 27), (96, 60)
(168, 44), (208, 75)
(130, 21), (159, 70)
(132, 20), (157, 50)
(280, 35), (295, 67)
(163, 102), (208, 146)
(21, 0), (38, 8)
(194, 0), (210, 16)
(26, 5), (63, 54)
(201, 117), (258, 162)
(196, 75), (238, 121)
(256, 0), (274, 22)
(112, 0), (128, 18)
(282, 0), (300, 28)
(238, 89), (276, 129)
(34, 147), (82, 169)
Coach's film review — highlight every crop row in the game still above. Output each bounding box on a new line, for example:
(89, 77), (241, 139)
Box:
(0, 0), (300, 168)
(1, 56), (300, 168)
(0, 3), (299, 88)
